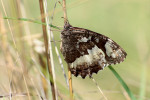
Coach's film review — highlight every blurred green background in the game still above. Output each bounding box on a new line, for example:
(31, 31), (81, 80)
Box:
(0, 0), (150, 100)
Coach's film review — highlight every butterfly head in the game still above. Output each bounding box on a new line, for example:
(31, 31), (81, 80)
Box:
(64, 21), (72, 30)
(61, 21), (72, 36)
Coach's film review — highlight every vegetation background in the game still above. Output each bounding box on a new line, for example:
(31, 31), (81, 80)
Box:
(0, 0), (150, 100)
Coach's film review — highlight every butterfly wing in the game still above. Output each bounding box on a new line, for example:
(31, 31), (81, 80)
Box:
(88, 29), (127, 65)
(61, 24), (127, 78)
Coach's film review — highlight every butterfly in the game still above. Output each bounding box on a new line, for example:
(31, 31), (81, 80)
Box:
(60, 22), (127, 78)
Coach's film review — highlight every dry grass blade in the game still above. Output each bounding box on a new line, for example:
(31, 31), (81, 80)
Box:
(0, 11), (12, 100)
(39, 0), (57, 100)
(62, 0), (68, 23)
(30, 78), (43, 100)
(44, 0), (69, 88)
(43, 0), (58, 99)
(0, 0), (31, 100)
(0, 92), (43, 99)
(68, 65), (73, 100)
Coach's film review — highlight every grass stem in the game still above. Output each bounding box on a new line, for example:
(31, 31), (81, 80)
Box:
(68, 66), (73, 100)
(39, 0), (57, 99)
(62, 0), (74, 99)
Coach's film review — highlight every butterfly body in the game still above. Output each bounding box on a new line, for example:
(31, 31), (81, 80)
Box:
(60, 23), (127, 78)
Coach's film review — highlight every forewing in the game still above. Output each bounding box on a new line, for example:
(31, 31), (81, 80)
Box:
(88, 30), (127, 65)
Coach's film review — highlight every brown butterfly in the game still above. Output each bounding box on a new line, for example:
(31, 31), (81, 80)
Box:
(60, 22), (127, 78)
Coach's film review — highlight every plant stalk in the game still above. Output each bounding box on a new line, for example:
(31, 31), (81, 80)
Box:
(62, 0), (74, 99)
(39, 0), (57, 100)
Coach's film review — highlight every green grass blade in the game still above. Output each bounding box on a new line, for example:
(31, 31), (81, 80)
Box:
(3, 17), (60, 29)
(108, 66), (136, 100)
(139, 64), (146, 100)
